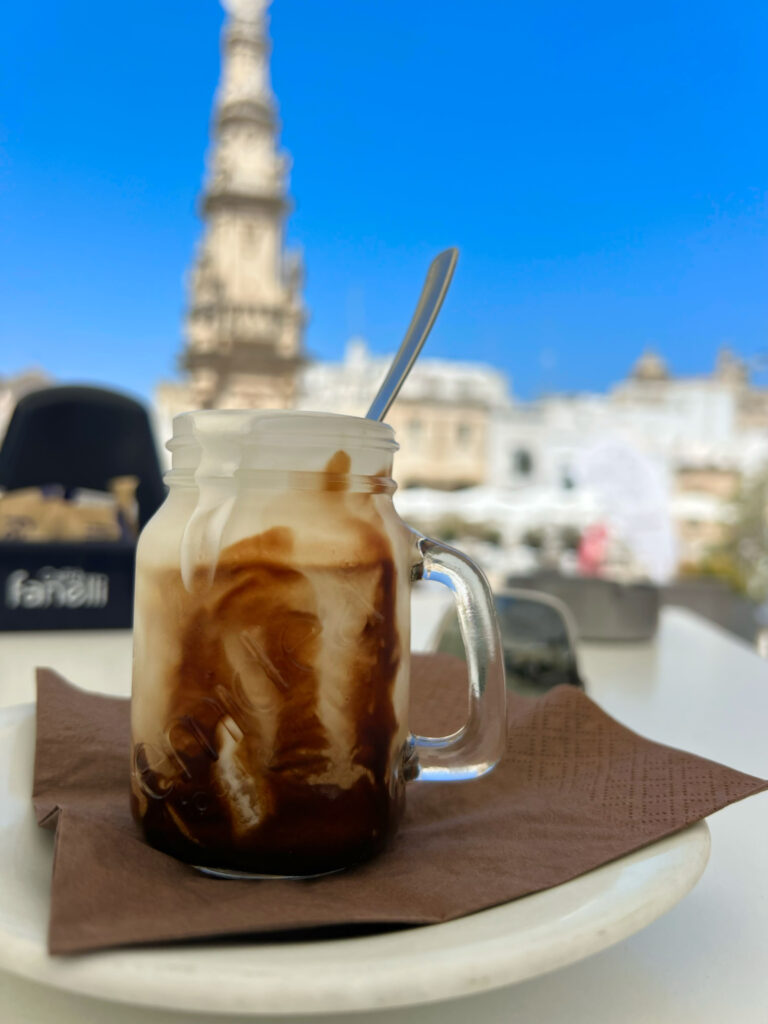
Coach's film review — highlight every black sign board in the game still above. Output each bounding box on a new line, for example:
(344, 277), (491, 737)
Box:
(0, 541), (135, 630)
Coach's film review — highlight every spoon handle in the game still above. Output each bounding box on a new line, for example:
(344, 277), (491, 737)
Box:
(365, 248), (459, 422)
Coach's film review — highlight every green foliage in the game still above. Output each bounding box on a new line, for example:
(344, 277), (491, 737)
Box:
(521, 526), (581, 552)
(560, 526), (582, 552)
(521, 528), (544, 549)
(690, 470), (768, 599)
(436, 516), (502, 546)
(679, 551), (748, 594)
(409, 516), (502, 546)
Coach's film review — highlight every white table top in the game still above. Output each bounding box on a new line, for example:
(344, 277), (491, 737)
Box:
(1, 607), (766, 1023)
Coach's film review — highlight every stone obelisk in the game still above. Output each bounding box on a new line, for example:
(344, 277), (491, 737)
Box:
(159, 0), (305, 416)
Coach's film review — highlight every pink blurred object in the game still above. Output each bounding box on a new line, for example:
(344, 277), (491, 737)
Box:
(578, 524), (608, 576)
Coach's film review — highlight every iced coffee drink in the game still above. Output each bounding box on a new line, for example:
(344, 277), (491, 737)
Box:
(131, 411), (505, 876)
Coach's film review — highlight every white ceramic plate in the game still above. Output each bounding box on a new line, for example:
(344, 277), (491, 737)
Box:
(0, 702), (710, 1017)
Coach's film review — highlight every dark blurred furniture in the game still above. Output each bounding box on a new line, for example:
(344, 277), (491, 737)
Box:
(505, 572), (660, 642)
(435, 588), (586, 696)
(662, 579), (758, 643)
(0, 385), (165, 530)
(0, 386), (166, 630)
(506, 571), (761, 645)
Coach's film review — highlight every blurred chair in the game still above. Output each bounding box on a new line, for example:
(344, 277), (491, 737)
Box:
(662, 578), (758, 644)
(505, 572), (659, 642)
(434, 588), (586, 696)
(0, 385), (165, 529)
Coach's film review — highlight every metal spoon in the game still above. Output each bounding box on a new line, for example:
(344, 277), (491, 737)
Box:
(365, 248), (459, 421)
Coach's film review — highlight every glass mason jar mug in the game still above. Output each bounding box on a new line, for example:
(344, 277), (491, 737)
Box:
(131, 411), (506, 877)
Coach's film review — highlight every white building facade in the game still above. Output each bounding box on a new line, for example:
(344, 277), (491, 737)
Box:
(397, 349), (768, 579)
(299, 338), (510, 490)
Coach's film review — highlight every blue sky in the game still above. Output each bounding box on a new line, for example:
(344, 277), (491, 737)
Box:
(1, 0), (766, 401)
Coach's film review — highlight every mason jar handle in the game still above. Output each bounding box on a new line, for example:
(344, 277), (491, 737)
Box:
(410, 535), (506, 781)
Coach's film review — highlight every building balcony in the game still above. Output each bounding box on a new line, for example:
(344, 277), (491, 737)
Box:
(200, 187), (288, 216)
(215, 97), (276, 131)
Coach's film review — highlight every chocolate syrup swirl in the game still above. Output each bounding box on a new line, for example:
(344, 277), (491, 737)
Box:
(131, 451), (403, 875)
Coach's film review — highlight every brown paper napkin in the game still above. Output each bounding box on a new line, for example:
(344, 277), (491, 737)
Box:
(32, 656), (767, 956)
